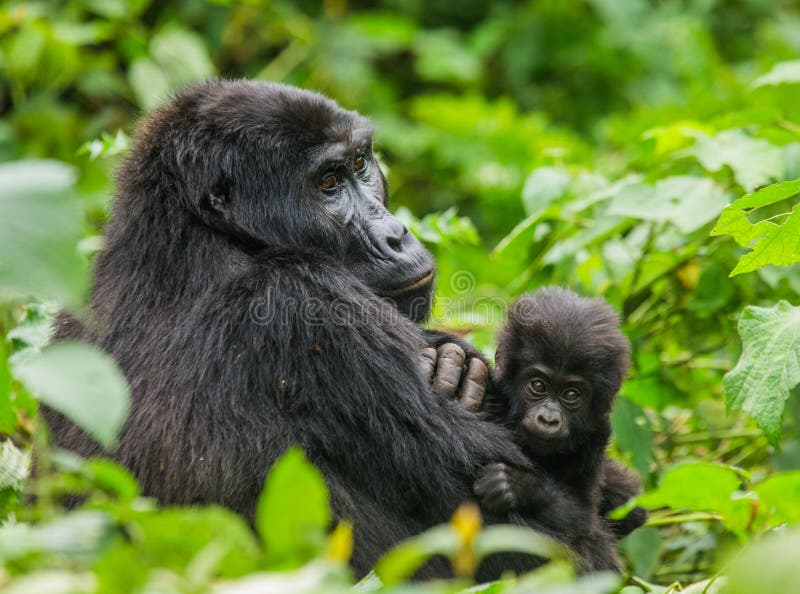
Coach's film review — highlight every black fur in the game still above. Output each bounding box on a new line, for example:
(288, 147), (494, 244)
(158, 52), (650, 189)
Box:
(42, 82), (614, 578)
(476, 287), (646, 566)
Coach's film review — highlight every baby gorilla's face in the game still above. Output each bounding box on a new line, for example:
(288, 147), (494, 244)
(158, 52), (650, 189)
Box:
(513, 363), (593, 451)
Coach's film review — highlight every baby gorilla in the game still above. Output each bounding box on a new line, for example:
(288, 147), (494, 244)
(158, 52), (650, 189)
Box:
(475, 287), (646, 545)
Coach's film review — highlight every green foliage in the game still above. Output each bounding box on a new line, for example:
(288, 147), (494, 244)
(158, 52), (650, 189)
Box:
(723, 302), (800, 446)
(13, 341), (130, 449)
(256, 446), (331, 569)
(2, 0), (800, 591)
(711, 179), (800, 276)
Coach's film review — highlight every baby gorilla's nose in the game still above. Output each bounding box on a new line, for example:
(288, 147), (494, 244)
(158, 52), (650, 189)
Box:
(535, 410), (562, 433)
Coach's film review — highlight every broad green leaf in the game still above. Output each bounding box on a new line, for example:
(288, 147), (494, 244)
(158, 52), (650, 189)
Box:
(711, 179), (800, 275)
(611, 397), (653, 479)
(635, 463), (750, 533)
(522, 166), (571, 216)
(95, 506), (261, 592)
(257, 447), (331, 568)
(723, 527), (800, 594)
(0, 441), (29, 490)
(752, 60), (800, 88)
(0, 160), (87, 306)
(724, 301), (800, 446)
(608, 177), (730, 233)
(622, 526), (661, 580)
(150, 27), (216, 87)
(0, 571), (96, 594)
(0, 510), (113, 561)
(375, 524), (458, 586)
(691, 130), (784, 190)
(12, 341), (131, 449)
(753, 471), (800, 528)
(128, 57), (171, 110)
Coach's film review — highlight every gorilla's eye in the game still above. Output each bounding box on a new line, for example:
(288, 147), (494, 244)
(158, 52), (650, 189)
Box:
(321, 173), (340, 191)
(529, 379), (547, 395)
(353, 155), (367, 172)
(561, 389), (581, 405)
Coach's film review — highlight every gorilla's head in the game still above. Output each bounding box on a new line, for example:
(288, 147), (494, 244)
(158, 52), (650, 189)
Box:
(123, 80), (435, 321)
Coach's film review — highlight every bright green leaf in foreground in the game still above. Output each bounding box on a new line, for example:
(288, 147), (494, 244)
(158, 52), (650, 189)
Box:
(635, 463), (750, 534)
(724, 301), (800, 447)
(723, 527), (800, 594)
(0, 160), (87, 306)
(711, 178), (800, 276)
(257, 447), (331, 568)
(752, 60), (800, 88)
(12, 342), (130, 450)
(753, 471), (800, 529)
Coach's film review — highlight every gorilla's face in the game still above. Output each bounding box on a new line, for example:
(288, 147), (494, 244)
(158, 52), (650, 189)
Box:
(169, 82), (435, 321)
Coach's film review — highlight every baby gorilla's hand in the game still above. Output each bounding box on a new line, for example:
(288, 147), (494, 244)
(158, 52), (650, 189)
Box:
(473, 462), (524, 514)
(419, 343), (487, 412)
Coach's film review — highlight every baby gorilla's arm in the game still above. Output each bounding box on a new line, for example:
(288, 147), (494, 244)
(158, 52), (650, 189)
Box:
(474, 462), (598, 535)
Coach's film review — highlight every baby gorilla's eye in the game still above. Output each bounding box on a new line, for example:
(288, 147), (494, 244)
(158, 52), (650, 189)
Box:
(353, 155), (367, 172)
(561, 389), (581, 405)
(321, 173), (339, 191)
(529, 379), (547, 395)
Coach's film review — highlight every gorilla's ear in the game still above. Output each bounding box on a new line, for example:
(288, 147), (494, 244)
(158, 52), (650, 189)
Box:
(204, 176), (233, 216)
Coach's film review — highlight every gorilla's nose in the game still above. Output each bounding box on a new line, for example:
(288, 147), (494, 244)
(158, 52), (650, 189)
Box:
(536, 412), (561, 430)
(381, 218), (409, 254)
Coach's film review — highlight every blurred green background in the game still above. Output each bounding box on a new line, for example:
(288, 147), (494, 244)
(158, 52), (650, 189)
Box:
(3, 1), (800, 592)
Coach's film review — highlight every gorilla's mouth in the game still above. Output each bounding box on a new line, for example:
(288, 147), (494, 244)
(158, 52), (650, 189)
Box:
(381, 269), (435, 297)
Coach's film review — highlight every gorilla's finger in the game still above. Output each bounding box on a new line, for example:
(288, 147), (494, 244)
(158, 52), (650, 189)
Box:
(432, 343), (465, 399)
(419, 347), (437, 384)
(458, 357), (487, 412)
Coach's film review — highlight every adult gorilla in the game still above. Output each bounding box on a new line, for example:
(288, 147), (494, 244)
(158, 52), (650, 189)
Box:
(45, 81), (616, 577)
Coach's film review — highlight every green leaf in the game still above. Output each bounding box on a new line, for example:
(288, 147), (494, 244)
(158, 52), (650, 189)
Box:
(691, 130), (785, 190)
(0, 160), (87, 306)
(0, 510), (114, 562)
(12, 341), (131, 450)
(522, 166), (571, 217)
(128, 57), (171, 111)
(375, 525), (458, 586)
(635, 462), (750, 533)
(752, 60), (800, 88)
(256, 447), (331, 568)
(0, 441), (29, 491)
(622, 526), (661, 580)
(607, 176), (730, 233)
(150, 27), (216, 87)
(724, 301), (800, 446)
(95, 506), (261, 592)
(753, 471), (800, 528)
(723, 527), (800, 594)
(611, 397), (653, 479)
(711, 179), (800, 275)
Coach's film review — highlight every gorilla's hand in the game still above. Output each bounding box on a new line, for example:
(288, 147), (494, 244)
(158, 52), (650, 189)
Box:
(419, 343), (487, 412)
(473, 462), (524, 514)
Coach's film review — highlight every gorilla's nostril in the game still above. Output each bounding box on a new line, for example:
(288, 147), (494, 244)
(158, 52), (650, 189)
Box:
(537, 414), (560, 428)
(385, 225), (407, 253)
(386, 234), (403, 252)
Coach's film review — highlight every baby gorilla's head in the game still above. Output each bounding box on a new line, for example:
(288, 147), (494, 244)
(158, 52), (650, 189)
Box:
(495, 287), (630, 453)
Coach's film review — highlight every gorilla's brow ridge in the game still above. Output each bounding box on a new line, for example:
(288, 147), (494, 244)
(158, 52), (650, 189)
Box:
(309, 123), (374, 170)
